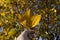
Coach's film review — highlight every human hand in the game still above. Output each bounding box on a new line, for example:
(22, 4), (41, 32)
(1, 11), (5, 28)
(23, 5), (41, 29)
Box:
(15, 29), (30, 40)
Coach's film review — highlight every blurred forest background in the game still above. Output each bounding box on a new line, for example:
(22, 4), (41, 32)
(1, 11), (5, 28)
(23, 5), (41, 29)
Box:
(0, 0), (60, 40)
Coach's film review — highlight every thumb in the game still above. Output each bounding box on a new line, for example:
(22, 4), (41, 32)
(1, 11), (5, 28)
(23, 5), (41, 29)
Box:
(17, 29), (30, 40)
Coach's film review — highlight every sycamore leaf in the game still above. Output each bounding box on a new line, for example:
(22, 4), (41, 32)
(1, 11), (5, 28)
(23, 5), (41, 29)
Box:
(17, 9), (41, 28)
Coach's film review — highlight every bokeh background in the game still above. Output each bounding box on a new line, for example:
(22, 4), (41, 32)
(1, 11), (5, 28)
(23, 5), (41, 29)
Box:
(0, 0), (60, 40)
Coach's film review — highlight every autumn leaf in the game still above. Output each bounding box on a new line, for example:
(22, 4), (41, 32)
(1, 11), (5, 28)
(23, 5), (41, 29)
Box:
(0, 12), (6, 17)
(31, 14), (41, 27)
(8, 28), (16, 36)
(17, 9), (41, 28)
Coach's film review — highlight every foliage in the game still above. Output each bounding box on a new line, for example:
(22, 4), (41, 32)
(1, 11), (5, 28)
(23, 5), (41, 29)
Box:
(17, 9), (41, 28)
(0, 0), (60, 40)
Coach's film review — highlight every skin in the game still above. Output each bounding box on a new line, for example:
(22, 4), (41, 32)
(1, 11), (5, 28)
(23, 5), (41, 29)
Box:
(15, 29), (30, 40)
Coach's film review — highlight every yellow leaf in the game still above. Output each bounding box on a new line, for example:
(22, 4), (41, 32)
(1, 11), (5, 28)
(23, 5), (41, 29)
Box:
(1, 12), (5, 16)
(21, 20), (26, 27)
(17, 9), (41, 28)
(31, 14), (41, 27)
(23, 9), (33, 18)
(17, 14), (23, 22)
(8, 28), (16, 36)
(24, 9), (30, 17)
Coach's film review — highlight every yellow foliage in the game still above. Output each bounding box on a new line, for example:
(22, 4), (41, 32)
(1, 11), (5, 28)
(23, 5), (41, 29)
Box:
(31, 14), (41, 27)
(50, 8), (57, 13)
(8, 28), (16, 36)
(0, 0), (6, 4)
(0, 22), (3, 26)
(1, 12), (6, 16)
(17, 9), (41, 28)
